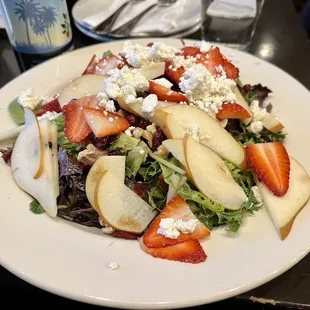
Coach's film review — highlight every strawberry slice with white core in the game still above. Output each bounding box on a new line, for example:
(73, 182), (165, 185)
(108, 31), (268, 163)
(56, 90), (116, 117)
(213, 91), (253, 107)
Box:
(83, 108), (130, 138)
(143, 195), (210, 248)
(149, 81), (188, 103)
(35, 98), (61, 117)
(246, 142), (290, 197)
(140, 237), (207, 264)
(62, 96), (99, 143)
(95, 55), (119, 75)
(82, 54), (98, 75)
(217, 103), (251, 120)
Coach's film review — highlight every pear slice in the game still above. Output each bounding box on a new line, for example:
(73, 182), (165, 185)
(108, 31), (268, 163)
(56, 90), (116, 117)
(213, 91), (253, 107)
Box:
(94, 171), (157, 233)
(58, 74), (107, 107)
(116, 96), (144, 118)
(184, 134), (247, 210)
(138, 62), (165, 80)
(49, 122), (59, 197)
(261, 112), (284, 134)
(154, 104), (246, 168)
(162, 139), (187, 169)
(258, 156), (310, 240)
(11, 119), (59, 217)
(85, 155), (126, 210)
(232, 86), (252, 125)
(23, 108), (44, 179)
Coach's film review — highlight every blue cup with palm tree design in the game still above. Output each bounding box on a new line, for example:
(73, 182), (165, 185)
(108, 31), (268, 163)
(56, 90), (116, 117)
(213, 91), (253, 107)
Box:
(0, 0), (72, 54)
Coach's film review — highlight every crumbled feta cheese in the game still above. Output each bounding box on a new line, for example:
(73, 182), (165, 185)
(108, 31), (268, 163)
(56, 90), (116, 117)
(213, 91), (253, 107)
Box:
(188, 122), (199, 141)
(104, 67), (149, 105)
(179, 64), (236, 118)
(107, 262), (119, 271)
(152, 78), (173, 89)
(194, 40), (211, 53)
(175, 219), (199, 234)
(247, 100), (266, 135)
(108, 117), (114, 123)
(102, 226), (114, 235)
(141, 94), (158, 114)
(18, 88), (42, 110)
(251, 186), (264, 207)
(97, 92), (116, 113)
(139, 149), (145, 155)
(119, 40), (180, 68)
(125, 129), (132, 136)
(157, 218), (180, 239)
(157, 217), (198, 239)
(172, 55), (197, 69)
(37, 111), (58, 121)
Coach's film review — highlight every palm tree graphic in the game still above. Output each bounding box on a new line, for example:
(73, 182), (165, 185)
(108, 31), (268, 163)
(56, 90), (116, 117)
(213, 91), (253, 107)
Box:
(31, 15), (49, 46)
(14, 0), (40, 46)
(40, 6), (58, 47)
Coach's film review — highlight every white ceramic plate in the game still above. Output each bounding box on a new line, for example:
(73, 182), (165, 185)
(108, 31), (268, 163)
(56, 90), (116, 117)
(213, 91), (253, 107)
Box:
(1, 38), (310, 309)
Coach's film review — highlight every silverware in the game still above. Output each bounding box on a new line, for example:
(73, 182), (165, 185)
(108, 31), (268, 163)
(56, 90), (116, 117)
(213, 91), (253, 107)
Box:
(107, 0), (178, 38)
(91, 0), (145, 35)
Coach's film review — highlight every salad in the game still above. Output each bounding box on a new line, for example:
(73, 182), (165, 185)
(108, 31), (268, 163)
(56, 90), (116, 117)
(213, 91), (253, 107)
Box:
(1, 40), (310, 265)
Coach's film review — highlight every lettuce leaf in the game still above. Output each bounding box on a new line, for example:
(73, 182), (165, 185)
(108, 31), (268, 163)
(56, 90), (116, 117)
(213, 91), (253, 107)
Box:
(125, 142), (148, 178)
(108, 133), (140, 154)
(51, 114), (79, 157)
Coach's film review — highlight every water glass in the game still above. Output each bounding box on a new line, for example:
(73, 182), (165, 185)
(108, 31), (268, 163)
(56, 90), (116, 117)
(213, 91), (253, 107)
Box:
(201, 0), (264, 50)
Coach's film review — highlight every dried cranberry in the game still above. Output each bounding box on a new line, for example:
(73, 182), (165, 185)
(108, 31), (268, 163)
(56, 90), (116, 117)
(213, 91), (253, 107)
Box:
(125, 114), (141, 127)
(158, 174), (168, 194)
(139, 118), (151, 130)
(242, 84), (252, 94)
(0, 147), (13, 165)
(89, 133), (110, 150)
(112, 231), (138, 240)
(152, 127), (166, 150)
(107, 150), (122, 156)
(133, 182), (151, 198)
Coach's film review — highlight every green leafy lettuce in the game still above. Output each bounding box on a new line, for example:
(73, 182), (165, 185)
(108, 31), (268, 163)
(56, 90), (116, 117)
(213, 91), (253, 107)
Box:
(29, 199), (45, 214)
(51, 114), (79, 157)
(125, 141), (149, 177)
(108, 133), (140, 154)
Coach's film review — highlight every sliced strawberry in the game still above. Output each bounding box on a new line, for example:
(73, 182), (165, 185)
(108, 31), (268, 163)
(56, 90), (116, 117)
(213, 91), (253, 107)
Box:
(181, 46), (200, 58)
(216, 103), (251, 120)
(35, 98), (61, 116)
(149, 81), (188, 103)
(62, 96), (99, 143)
(246, 142), (290, 197)
(82, 54), (97, 75)
(196, 46), (225, 77)
(95, 55), (119, 75)
(83, 108), (130, 138)
(143, 196), (210, 248)
(117, 56), (128, 69)
(140, 237), (207, 264)
(223, 58), (239, 79)
(165, 62), (185, 84)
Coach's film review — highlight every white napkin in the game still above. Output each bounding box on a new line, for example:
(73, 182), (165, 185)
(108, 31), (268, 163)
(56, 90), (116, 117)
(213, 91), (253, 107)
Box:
(77, 0), (200, 35)
(206, 0), (257, 19)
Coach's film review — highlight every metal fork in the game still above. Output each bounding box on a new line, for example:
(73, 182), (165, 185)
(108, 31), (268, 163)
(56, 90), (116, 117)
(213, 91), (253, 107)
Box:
(92, 0), (145, 35)
(108, 0), (178, 38)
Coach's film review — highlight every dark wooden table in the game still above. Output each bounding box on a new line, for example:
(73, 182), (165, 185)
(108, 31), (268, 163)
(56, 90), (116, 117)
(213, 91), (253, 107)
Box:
(1, 0), (310, 309)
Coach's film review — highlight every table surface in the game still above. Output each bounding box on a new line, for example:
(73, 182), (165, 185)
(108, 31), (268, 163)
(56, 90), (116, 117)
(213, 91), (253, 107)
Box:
(1, 0), (310, 309)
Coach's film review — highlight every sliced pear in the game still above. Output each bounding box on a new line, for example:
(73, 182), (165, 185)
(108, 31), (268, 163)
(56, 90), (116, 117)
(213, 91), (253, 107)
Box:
(162, 139), (187, 169)
(262, 112), (284, 134)
(116, 96), (144, 117)
(49, 122), (59, 197)
(184, 134), (247, 210)
(11, 118), (59, 217)
(258, 156), (310, 240)
(232, 86), (252, 125)
(23, 108), (44, 179)
(154, 104), (246, 168)
(58, 74), (107, 107)
(94, 171), (157, 233)
(85, 155), (126, 210)
(138, 62), (165, 80)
